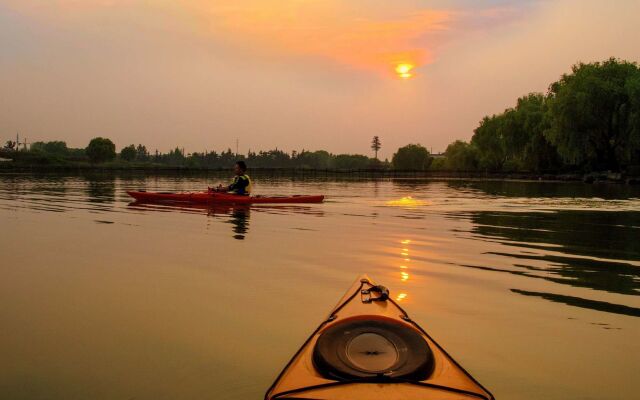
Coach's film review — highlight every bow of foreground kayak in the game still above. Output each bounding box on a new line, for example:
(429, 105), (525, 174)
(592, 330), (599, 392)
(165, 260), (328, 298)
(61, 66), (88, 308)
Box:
(126, 191), (324, 204)
(265, 276), (494, 400)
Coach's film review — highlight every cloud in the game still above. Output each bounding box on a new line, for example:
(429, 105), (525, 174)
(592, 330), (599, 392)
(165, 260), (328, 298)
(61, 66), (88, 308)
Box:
(195, 1), (452, 76)
(189, 1), (532, 76)
(4, 0), (531, 78)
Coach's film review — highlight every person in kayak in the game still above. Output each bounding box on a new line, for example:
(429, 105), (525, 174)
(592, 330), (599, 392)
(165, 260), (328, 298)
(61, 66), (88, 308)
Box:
(212, 161), (252, 195)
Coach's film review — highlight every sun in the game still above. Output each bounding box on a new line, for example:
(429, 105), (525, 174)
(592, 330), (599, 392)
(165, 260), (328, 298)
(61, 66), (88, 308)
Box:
(395, 63), (414, 79)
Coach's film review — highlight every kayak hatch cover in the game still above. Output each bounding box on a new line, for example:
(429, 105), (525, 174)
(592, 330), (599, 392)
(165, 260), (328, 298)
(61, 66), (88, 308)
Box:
(265, 275), (495, 400)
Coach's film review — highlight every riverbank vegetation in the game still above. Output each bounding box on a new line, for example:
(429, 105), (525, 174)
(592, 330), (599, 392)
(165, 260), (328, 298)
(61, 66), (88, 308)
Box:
(444, 58), (640, 174)
(2, 58), (639, 176)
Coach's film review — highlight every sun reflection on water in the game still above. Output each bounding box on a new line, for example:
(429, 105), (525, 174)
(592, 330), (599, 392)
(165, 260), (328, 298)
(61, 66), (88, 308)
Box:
(395, 238), (413, 301)
(386, 196), (429, 207)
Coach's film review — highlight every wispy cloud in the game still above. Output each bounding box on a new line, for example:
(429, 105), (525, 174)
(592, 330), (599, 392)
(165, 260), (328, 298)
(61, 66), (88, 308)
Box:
(197, 1), (452, 76)
(4, 0), (531, 77)
(190, 0), (530, 76)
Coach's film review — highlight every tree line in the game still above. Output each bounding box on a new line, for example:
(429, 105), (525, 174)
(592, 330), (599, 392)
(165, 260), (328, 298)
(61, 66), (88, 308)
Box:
(441, 58), (640, 173)
(3, 58), (638, 173)
(4, 137), (391, 170)
(4, 137), (435, 170)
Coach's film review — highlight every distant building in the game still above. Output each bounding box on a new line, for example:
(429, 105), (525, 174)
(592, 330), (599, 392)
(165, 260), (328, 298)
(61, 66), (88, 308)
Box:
(431, 152), (445, 159)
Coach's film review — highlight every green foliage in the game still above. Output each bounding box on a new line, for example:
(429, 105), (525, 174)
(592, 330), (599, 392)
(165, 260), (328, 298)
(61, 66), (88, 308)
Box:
(86, 137), (116, 163)
(463, 58), (640, 173)
(334, 154), (371, 169)
(120, 144), (136, 162)
(66, 148), (87, 160)
(296, 150), (332, 169)
(136, 145), (149, 161)
(163, 147), (186, 166)
(471, 115), (506, 171)
(472, 94), (560, 172)
(545, 58), (640, 171)
(392, 144), (432, 170)
(512, 94), (560, 172)
(246, 149), (291, 168)
(628, 74), (640, 167)
(444, 141), (478, 171)
(430, 157), (447, 171)
(31, 141), (68, 155)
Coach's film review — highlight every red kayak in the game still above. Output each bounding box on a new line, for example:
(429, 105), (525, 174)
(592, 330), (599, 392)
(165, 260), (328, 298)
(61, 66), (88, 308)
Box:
(126, 190), (325, 204)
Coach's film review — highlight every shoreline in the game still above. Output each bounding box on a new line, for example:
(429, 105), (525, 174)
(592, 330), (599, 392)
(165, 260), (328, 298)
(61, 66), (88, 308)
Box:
(1, 164), (638, 184)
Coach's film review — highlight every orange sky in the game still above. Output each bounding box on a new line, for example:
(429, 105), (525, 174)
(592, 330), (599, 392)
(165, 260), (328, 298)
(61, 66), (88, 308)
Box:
(1, 0), (639, 157)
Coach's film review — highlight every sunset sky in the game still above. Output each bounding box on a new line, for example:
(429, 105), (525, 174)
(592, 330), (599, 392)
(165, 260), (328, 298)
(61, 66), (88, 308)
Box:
(1, 0), (639, 158)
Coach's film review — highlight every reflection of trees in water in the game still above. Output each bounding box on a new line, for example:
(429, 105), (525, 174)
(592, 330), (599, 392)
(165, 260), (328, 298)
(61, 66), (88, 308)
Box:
(83, 173), (116, 203)
(447, 180), (640, 200)
(459, 210), (640, 315)
(0, 174), (69, 197)
(511, 289), (640, 318)
(471, 211), (640, 263)
(390, 179), (434, 191)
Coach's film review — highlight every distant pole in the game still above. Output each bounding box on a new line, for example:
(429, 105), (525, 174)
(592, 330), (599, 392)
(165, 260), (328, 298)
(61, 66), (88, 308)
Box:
(236, 138), (239, 156)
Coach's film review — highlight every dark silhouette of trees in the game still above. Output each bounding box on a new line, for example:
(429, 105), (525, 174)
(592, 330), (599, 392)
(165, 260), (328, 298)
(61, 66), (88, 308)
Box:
(31, 141), (68, 156)
(162, 147), (186, 166)
(371, 136), (381, 159)
(444, 140), (478, 171)
(334, 154), (370, 169)
(120, 145), (136, 161)
(86, 137), (116, 163)
(295, 150), (332, 169)
(136, 145), (149, 161)
(392, 144), (432, 170)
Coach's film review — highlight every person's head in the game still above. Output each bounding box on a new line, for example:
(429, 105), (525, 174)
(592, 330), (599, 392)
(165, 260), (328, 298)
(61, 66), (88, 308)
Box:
(234, 160), (247, 175)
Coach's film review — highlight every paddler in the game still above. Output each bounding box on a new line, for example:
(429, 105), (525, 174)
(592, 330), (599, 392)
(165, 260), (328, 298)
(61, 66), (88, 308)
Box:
(212, 161), (252, 195)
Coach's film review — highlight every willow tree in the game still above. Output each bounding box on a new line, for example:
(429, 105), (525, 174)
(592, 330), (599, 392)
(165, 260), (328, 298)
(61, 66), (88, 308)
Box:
(545, 58), (640, 171)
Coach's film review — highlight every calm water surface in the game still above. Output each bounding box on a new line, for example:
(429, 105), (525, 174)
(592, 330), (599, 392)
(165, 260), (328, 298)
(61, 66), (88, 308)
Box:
(1, 173), (639, 400)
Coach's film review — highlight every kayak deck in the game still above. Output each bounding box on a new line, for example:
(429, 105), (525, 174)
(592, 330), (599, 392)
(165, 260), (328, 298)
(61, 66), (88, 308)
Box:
(265, 276), (494, 400)
(126, 191), (324, 204)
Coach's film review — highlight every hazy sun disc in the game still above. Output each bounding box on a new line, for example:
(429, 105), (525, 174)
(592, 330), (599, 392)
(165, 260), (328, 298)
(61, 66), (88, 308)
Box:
(395, 63), (414, 79)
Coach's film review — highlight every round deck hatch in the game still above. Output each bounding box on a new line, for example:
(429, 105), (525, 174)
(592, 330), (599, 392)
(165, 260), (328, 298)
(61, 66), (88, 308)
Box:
(313, 318), (434, 381)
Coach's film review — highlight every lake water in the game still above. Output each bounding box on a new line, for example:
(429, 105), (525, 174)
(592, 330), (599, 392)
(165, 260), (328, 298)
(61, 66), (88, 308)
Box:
(1, 173), (639, 400)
